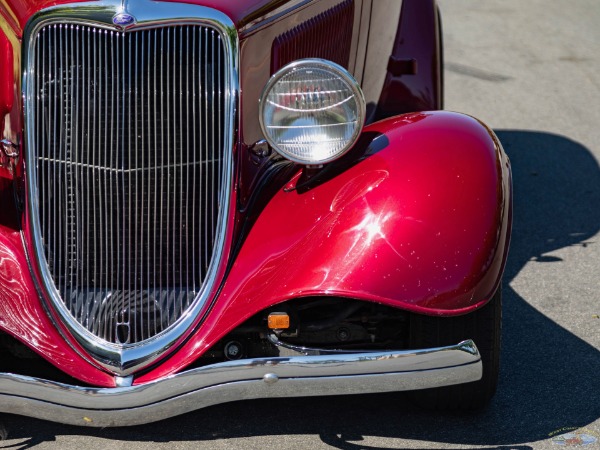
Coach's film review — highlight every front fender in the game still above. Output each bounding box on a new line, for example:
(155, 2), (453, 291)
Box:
(227, 110), (510, 313)
(138, 110), (512, 383)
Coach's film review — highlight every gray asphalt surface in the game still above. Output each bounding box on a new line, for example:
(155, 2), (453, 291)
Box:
(2, 0), (599, 448)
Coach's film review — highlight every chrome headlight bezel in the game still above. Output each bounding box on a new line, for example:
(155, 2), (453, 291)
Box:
(259, 58), (366, 165)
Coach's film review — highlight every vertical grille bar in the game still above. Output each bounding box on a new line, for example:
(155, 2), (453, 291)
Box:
(203, 29), (208, 274)
(30, 24), (227, 345)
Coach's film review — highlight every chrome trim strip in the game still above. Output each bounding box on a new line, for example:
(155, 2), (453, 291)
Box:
(239, 0), (313, 38)
(0, 341), (481, 427)
(22, 0), (238, 375)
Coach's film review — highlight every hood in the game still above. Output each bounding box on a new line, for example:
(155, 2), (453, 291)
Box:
(1, 0), (299, 34)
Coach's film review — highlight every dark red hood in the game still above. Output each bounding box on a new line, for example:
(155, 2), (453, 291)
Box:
(1, 0), (292, 34)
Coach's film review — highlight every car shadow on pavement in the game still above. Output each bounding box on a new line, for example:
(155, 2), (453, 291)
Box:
(1, 130), (599, 449)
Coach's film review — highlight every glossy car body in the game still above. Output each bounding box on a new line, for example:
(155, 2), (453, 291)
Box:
(0, 0), (511, 427)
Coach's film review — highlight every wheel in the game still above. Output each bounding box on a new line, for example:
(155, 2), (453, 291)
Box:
(408, 286), (502, 410)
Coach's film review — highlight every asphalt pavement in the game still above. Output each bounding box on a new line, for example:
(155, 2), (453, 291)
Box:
(2, 0), (599, 448)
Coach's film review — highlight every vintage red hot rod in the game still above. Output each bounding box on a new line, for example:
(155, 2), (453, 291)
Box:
(0, 0), (511, 432)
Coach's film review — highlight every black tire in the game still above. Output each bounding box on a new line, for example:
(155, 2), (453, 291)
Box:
(408, 286), (502, 410)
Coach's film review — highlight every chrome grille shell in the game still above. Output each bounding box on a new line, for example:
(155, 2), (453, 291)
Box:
(23, 1), (238, 376)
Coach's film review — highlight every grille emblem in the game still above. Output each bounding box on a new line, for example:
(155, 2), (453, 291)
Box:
(113, 12), (136, 28)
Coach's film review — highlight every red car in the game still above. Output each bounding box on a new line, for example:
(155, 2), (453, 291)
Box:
(0, 0), (511, 433)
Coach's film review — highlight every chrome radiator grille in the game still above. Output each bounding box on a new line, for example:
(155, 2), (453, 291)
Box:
(29, 24), (227, 345)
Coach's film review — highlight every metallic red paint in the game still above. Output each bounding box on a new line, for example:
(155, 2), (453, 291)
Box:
(231, 111), (509, 316)
(0, 31), (13, 120)
(0, 29), (15, 180)
(0, 0), (345, 385)
(0, 224), (115, 386)
(137, 111), (511, 383)
(1, 0), (320, 33)
(161, 0), (317, 29)
(0, 0), (510, 387)
(0, 0), (89, 33)
(377, 0), (443, 117)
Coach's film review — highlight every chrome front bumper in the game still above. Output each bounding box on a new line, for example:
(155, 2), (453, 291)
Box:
(0, 340), (481, 427)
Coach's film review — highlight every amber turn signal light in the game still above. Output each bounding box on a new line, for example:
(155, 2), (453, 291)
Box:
(268, 312), (290, 329)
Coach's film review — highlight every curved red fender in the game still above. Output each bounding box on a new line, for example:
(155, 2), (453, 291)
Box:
(0, 224), (115, 386)
(138, 110), (512, 383)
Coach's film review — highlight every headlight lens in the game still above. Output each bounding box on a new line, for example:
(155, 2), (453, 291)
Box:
(259, 59), (365, 165)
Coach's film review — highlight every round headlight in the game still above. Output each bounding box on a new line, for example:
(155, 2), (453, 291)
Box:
(259, 59), (366, 165)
